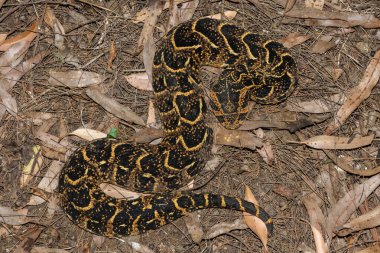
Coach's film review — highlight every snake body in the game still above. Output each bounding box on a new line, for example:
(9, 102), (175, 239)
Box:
(58, 18), (297, 237)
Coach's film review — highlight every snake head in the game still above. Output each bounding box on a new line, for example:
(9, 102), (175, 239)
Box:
(209, 68), (251, 130)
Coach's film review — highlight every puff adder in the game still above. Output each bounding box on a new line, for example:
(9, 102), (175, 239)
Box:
(58, 18), (297, 237)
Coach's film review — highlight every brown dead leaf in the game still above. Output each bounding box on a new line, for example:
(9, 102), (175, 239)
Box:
(146, 99), (156, 127)
(86, 86), (145, 126)
(44, 7), (66, 50)
(100, 183), (143, 200)
(69, 128), (107, 141)
(137, 0), (165, 84)
(208, 10), (237, 20)
(0, 33), (6, 44)
(0, 82), (17, 116)
(285, 8), (380, 28)
(301, 134), (374, 150)
(48, 70), (106, 88)
(0, 206), (30, 225)
(285, 93), (346, 113)
(244, 185), (268, 250)
(325, 50), (380, 134)
(13, 227), (44, 253)
(184, 213), (204, 244)
(124, 72), (153, 91)
(107, 41), (116, 70)
(326, 174), (380, 241)
(311, 35), (337, 54)
(277, 32), (311, 48)
(284, 0), (297, 13)
(355, 243), (380, 253)
(0, 21), (40, 51)
(334, 205), (380, 237)
(302, 193), (328, 253)
(214, 125), (263, 150)
(205, 219), (248, 239)
(20, 145), (44, 188)
(31, 247), (70, 253)
(305, 0), (324, 10)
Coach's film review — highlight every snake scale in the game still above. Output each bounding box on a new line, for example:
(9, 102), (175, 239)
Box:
(58, 18), (297, 237)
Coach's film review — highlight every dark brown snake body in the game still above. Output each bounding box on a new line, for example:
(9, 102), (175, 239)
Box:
(58, 18), (297, 237)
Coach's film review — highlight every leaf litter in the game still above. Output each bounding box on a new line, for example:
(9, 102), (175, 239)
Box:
(0, 1), (380, 252)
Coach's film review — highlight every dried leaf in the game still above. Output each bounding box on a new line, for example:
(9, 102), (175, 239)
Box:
(301, 134), (374, 150)
(100, 183), (143, 200)
(107, 41), (116, 70)
(326, 174), (380, 240)
(31, 247), (70, 253)
(69, 128), (107, 141)
(305, 0), (324, 10)
(277, 32), (311, 48)
(302, 193), (328, 253)
(0, 82), (17, 116)
(205, 219), (248, 239)
(44, 7), (66, 50)
(284, 0), (297, 12)
(20, 145), (44, 188)
(48, 70), (106, 88)
(184, 213), (204, 244)
(335, 205), (380, 236)
(214, 125), (263, 150)
(146, 99), (156, 127)
(285, 93), (346, 113)
(124, 72), (153, 91)
(0, 21), (39, 51)
(0, 33), (6, 44)
(13, 227), (44, 253)
(355, 243), (380, 253)
(0, 206), (30, 225)
(311, 35), (337, 54)
(86, 86), (145, 126)
(208, 10), (237, 20)
(325, 50), (380, 134)
(285, 8), (380, 28)
(244, 185), (268, 250)
(37, 160), (62, 193)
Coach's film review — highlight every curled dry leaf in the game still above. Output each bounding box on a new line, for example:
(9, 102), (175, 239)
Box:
(326, 174), (380, 241)
(44, 7), (66, 50)
(20, 145), (44, 188)
(69, 128), (107, 141)
(184, 213), (204, 244)
(311, 35), (337, 54)
(86, 86), (145, 126)
(244, 185), (269, 250)
(100, 183), (143, 200)
(0, 21), (39, 51)
(146, 99), (156, 127)
(301, 134), (374, 150)
(48, 70), (106, 88)
(124, 72), (153, 91)
(325, 50), (380, 134)
(129, 242), (156, 253)
(334, 205), (380, 237)
(207, 10), (237, 20)
(276, 32), (311, 48)
(0, 34), (6, 44)
(285, 93), (346, 113)
(0, 206), (30, 225)
(214, 125), (263, 150)
(0, 83), (17, 116)
(205, 219), (248, 239)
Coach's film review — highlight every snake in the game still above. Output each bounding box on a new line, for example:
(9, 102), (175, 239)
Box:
(58, 17), (297, 237)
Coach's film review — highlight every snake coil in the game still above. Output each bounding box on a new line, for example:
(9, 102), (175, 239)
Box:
(58, 18), (297, 237)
